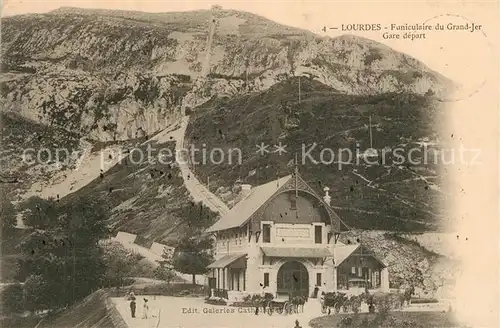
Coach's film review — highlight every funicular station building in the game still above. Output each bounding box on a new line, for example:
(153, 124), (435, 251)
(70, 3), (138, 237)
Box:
(205, 170), (389, 301)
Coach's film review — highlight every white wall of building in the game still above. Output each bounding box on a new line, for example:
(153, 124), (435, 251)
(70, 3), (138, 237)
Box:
(214, 226), (248, 260)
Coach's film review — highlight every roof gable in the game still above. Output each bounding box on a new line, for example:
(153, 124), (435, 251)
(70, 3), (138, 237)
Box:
(334, 244), (387, 267)
(205, 170), (344, 233)
(276, 173), (342, 231)
(205, 175), (292, 232)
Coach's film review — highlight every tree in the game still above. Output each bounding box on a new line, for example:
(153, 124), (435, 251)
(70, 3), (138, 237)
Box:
(154, 265), (176, 285)
(1, 198), (16, 233)
(0, 282), (24, 314)
(181, 202), (218, 230)
(20, 196), (58, 229)
(101, 243), (136, 287)
(172, 233), (213, 285)
(23, 274), (55, 313)
(18, 197), (109, 310)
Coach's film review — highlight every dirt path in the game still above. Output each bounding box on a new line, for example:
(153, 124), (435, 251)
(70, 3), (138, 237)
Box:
(112, 296), (323, 328)
(174, 116), (230, 216)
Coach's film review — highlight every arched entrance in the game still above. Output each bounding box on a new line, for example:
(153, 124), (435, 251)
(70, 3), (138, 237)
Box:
(276, 261), (309, 298)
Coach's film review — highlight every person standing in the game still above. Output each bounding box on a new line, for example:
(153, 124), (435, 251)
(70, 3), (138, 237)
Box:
(142, 298), (149, 319)
(128, 292), (136, 318)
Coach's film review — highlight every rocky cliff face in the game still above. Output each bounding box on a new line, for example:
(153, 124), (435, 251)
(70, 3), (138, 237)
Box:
(1, 8), (453, 141)
(340, 231), (459, 298)
(1, 70), (187, 141)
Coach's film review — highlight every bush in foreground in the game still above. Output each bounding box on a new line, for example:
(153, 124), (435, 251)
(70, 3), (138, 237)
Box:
(311, 311), (463, 328)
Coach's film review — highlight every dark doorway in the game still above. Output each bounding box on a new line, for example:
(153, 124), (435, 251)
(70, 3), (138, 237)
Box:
(276, 261), (309, 298)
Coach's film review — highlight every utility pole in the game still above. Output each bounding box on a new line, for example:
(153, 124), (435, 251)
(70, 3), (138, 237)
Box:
(369, 114), (373, 149)
(298, 76), (301, 103)
(294, 153), (298, 198)
(203, 13), (216, 77)
(72, 233), (75, 304)
(245, 58), (249, 91)
(207, 176), (210, 191)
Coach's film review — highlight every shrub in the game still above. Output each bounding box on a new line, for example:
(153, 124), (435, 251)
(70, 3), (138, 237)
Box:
(264, 292), (274, 300)
(339, 316), (354, 327)
(0, 283), (24, 314)
(411, 298), (438, 304)
(107, 283), (204, 297)
(373, 294), (393, 319)
(358, 317), (370, 328)
(154, 266), (176, 284)
(231, 301), (254, 307)
(206, 298), (227, 305)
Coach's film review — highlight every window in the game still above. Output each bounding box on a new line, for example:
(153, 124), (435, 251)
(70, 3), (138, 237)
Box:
(290, 196), (297, 210)
(351, 267), (356, 274)
(264, 273), (269, 287)
(316, 273), (322, 286)
(263, 224), (271, 243)
(315, 225), (322, 244)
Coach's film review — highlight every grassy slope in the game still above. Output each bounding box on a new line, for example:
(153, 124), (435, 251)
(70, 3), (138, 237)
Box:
(61, 139), (218, 245)
(186, 78), (447, 232)
(38, 290), (127, 328)
(0, 228), (31, 282)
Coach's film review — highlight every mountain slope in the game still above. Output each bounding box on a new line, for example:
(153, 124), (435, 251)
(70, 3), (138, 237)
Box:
(185, 78), (448, 232)
(1, 7), (453, 234)
(1, 7), (453, 142)
(0, 112), (82, 203)
(340, 231), (459, 298)
(59, 138), (218, 244)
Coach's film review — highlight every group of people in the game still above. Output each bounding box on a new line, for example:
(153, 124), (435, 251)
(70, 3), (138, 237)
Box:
(127, 292), (150, 319)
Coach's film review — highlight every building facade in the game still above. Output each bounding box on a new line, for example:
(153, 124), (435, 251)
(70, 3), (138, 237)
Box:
(205, 170), (389, 300)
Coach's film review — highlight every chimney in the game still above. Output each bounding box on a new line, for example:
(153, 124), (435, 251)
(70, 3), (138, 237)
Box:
(323, 187), (331, 205)
(241, 184), (252, 198)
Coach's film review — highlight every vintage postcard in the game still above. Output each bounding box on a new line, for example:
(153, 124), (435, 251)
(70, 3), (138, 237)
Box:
(0, 1), (498, 327)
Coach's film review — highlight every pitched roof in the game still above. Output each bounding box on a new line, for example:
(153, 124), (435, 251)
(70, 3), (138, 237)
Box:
(207, 253), (247, 269)
(205, 175), (292, 232)
(334, 244), (360, 266)
(334, 244), (387, 267)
